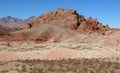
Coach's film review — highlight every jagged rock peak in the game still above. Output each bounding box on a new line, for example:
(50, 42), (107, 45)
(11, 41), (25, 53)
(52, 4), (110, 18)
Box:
(24, 8), (85, 30)
(24, 8), (110, 34)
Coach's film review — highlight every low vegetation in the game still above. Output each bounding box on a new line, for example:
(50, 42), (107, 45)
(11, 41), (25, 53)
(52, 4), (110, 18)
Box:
(0, 59), (120, 73)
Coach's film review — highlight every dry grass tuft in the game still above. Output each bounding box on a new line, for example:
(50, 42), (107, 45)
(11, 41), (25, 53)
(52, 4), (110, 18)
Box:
(0, 59), (120, 73)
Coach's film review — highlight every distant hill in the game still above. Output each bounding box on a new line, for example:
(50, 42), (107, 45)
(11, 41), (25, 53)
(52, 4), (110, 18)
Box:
(0, 16), (24, 28)
(24, 16), (36, 22)
(0, 16), (36, 32)
(0, 16), (23, 23)
(0, 16), (36, 28)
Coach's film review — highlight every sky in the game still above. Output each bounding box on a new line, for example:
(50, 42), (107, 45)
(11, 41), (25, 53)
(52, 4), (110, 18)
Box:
(0, 0), (120, 28)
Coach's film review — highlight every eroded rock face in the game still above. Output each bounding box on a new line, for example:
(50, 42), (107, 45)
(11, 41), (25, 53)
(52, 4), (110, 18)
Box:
(24, 8), (85, 30)
(77, 17), (110, 34)
(0, 8), (111, 45)
(25, 8), (109, 34)
(21, 8), (111, 43)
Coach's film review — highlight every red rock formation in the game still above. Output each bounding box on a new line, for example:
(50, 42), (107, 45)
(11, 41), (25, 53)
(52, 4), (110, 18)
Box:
(25, 8), (109, 34)
(22, 8), (111, 43)
(77, 17), (110, 34)
(24, 8), (85, 30)
(4, 8), (111, 44)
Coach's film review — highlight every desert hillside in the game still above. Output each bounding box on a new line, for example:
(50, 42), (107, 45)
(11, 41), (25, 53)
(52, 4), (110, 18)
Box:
(0, 9), (119, 48)
(0, 8), (120, 73)
(0, 8), (120, 60)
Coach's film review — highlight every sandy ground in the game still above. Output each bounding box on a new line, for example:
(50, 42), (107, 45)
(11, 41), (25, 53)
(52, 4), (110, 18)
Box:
(0, 49), (78, 61)
(0, 44), (120, 61)
(0, 30), (120, 62)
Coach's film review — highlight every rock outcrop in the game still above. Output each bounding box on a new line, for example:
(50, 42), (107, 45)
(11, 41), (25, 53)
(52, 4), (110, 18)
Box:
(77, 17), (110, 34)
(24, 8), (85, 30)
(25, 8), (110, 34)
(0, 8), (112, 45)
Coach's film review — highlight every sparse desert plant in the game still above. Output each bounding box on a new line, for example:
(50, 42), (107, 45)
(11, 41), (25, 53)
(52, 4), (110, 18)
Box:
(0, 59), (120, 73)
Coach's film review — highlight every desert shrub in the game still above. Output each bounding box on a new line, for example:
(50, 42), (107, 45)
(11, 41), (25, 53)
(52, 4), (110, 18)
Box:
(0, 59), (120, 73)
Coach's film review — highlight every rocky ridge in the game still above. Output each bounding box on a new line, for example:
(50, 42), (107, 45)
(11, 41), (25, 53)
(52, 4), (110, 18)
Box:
(25, 8), (110, 34)
(0, 8), (118, 46)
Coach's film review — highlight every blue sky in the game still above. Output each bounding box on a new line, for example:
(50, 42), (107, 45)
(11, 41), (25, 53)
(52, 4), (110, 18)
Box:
(0, 0), (120, 28)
